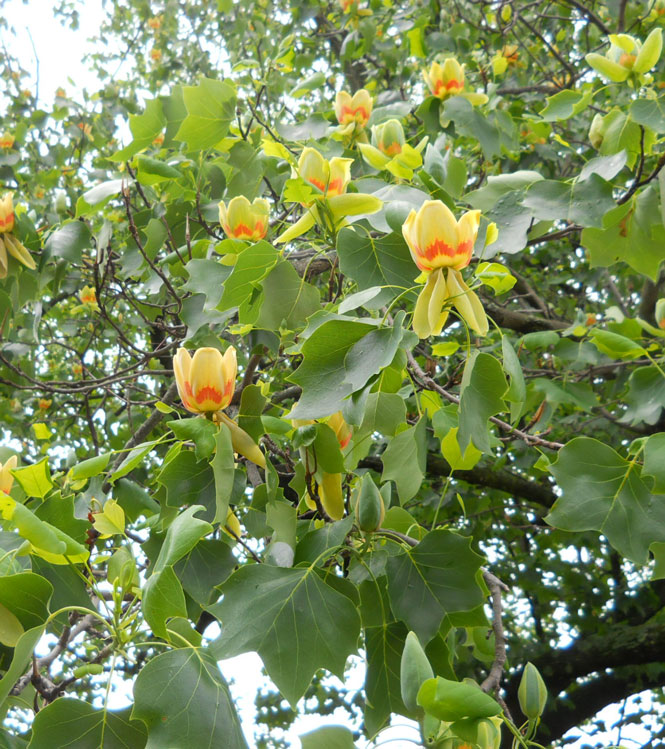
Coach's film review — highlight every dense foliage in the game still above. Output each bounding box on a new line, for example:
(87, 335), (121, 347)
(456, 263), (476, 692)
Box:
(1, 0), (665, 746)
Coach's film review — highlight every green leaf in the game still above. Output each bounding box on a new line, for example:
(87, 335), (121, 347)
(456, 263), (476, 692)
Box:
(630, 96), (665, 133)
(218, 240), (279, 311)
(209, 564), (361, 707)
(132, 648), (247, 748)
(0, 625), (45, 709)
(364, 621), (409, 735)
(522, 174), (614, 228)
(10, 458), (53, 498)
(70, 453), (111, 480)
(29, 699), (147, 749)
(183, 259), (231, 310)
(502, 336), (526, 422)
(540, 89), (591, 121)
(589, 329), (646, 360)
(174, 539), (237, 605)
(481, 190), (533, 258)
(599, 108), (653, 169)
(167, 417), (218, 460)
(143, 565), (187, 639)
(287, 319), (375, 419)
(92, 499), (126, 537)
(337, 229), (417, 304)
(111, 98), (166, 160)
(386, 529), (486, 643)
(175, 78), (236, 150)
(157, 450), (216, 513)
(546, 437), (665, 563)
(110, 440), (161, 483)
(644, 433), (665, 493)
(136, 155), (181, 184)
(442, 97), (500, 160)
(152, 505), (213, 575)
(381, 418), (427, 502)
(211, 425), (235, 524)
(475, 262), (516, 294)
(76, 179), (124, 216)
(254, 260), (320, 331)
(417, 676), (501, 721)
(44, 221), (92, 263)
(622, 366), (665, 425)
(238, 385), (267, 442)
(458, 353), (508, 454)
(0, 572), (51, 629)
(312, 424), (345, 474)
(300, 726), (356, 749)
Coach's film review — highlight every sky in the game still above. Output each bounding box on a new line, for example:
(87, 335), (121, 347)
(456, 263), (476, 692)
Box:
(1, 1), (661, 747)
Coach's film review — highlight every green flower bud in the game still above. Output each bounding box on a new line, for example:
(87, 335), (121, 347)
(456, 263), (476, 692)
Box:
(589, 113), (606, 149)
(518, 662), (547, 720)
(354, 473), (385, 532)
(400, 631), (434, 714)
(655, 298), (665, 329)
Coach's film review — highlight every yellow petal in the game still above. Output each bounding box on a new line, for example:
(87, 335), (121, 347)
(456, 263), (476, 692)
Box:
(447, 268), (489, 336)
(414, 200), (459, 271)
(319, 471), (344, 520)
(413, 272), (436, 338)
(299, 147), (329, 193)
(428, 267), (450, 336)
(173, 348), (194, 411)
(3, 234), (36, 270)
(455, 210), (481, 269)
(274, 211), (316, 244)
(0, 238), (8, 279)
(190, 347), (228, 412)
(0, 455), (17, 495)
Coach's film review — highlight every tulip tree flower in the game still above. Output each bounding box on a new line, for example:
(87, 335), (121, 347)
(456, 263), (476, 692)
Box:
(424, 58), (488, 105)
(402, 200), (490, 338)
(275, 147), (382, 244)
(173, 347), (265, 467)
(173, 346), (237, 414)
(293, 411), (352, 520)
(586, 29), (663, 83)
(334, 89), (373, 135)
(656, 299), (665, 329)
(0, 132), (14, 149)
(0, 193), (37, 279)
(358, 118), (428, 180)
(0, 456), (17, 495)
(218, 195), (270, 241)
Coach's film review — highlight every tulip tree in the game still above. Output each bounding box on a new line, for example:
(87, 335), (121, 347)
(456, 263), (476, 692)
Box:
(2, 0), (665, 746)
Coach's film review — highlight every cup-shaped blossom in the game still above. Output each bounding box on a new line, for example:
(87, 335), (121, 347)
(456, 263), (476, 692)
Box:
(0, 456), (17, 495)
(586, 29), (663, 82)
(298, 147), (352, 200)
(218, 196), (270, 241)
(0, 132), (15, 149)
(79, 286), (97, 305)
(0, 193), (14, 234)
(173, 346), (237, 414)
(402, 200), (480, 273)
(424, 58), (465, 99)
(373, 119), (406, 156)
(326, 411), (352, 449)
(335, 89), (373, 130)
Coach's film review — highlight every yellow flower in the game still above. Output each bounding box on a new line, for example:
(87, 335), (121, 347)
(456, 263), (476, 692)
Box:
(402, 200), (480, 273)
(424, 58), (488, 105)
(148, 15), (162, 29)
(0, 193), (37, 279)
(0, 193), (15, 235)
(150, 48), (162, 61)
(223, 508), (242, 539)
(334, 89), (373, 129)
(72, 363), (83, 376)
(0, 456), (17, 495)
(55, 87), (66, 98)
(173, 346), (237, 414)
(0, 132), (15, 149)
(374, 119), (405, 156)
(339, 0), (358, 12)
(218, 196), (270, 241)
(656, 299), (665, 329)
(326, 411), (352, 449)
(152, 132), (165, 147)
(586, 29), (663, 82)
(79, 286), (97, 305)
(501, 44), (519, 64)
(298, 147), (352, 201)
(38, 399), (52, 411)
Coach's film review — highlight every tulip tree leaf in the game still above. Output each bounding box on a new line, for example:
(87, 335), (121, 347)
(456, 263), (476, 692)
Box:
(218, 240), (279, 311)
(458, 353), (508, 454)
(29, 699), (147, 749)
(209, 564), (361, 707)
(630, 96), (665, 133)
(300, 726), (356, 749)
(157, 450), (216, 516)
(364, 620), (409, 736)
(442, 97), (501, 159)
(175, 77), (236, 150)
(622, 366), (665, 426)
(111, 98), (166, 160)
(386, 529), (486, 644)
(522, 173), (614, 227)
(152, 505), (213, 575)
(337, 228), (418, 303)
(10, 458), (53, 499)
(0, 573), (52, 629)
(166, 417), (218, 460)
(255, 260), (320, 331)
(643, 433), (665, 493)
(481, 190), (533, 258)
(142, 565), (187, 639)
(0, 625), (45, 709)
(381, 418), (428, 502)
(132, 648), (247, 748)
(546, 437), (665, 564)
(540, 89), (592, 121)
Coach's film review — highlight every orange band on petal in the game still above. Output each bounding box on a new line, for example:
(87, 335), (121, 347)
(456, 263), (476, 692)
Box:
(341, 105), (370, 122)
(232, 223), (254, 238)
(424, 238), (457, 262)
(0, 213), (14, 231)
(327, 178), (344, 196)
(434, 79), (463, 95)
(195, 386), (223, 405)
(308, 177), (326, 191)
